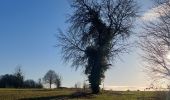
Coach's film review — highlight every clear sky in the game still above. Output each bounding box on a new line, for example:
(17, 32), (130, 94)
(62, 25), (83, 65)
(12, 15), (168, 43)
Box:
(0, 0), (153, 90)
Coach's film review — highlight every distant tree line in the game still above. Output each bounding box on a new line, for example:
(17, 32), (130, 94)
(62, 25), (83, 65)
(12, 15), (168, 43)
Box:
(0, 67), (63, 89)
(0, 74), (43, 88)
(0, 66), (42, 88)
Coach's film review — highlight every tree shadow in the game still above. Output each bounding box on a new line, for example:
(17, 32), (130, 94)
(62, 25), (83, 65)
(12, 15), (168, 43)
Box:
(19, 92), (94, 100)
(137, 97), (159, 100)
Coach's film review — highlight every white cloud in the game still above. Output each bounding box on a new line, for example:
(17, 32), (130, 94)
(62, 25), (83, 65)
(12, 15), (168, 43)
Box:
(141, 8), (160, 21)
(141, 3), (170, 21)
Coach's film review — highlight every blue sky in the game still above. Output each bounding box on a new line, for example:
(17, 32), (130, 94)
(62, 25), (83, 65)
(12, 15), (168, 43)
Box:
(0, 0), (153, 89)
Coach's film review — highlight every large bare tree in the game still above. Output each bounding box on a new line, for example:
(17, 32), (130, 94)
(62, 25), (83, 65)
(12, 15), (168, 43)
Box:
(43, 70), (57, 89)
(57, 0), (138, 93)
(140, 0), (170, 82)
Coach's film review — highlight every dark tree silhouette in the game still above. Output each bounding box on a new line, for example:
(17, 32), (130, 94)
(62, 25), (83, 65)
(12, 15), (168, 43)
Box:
(0, 67), (42, 88)
(0, 74), (18, 88)
(24, 79), (36, 88)
(57, 0), (138, 93)
(43, 70), (57, 88)
(24, 79), (43, 88)
(14, 66), (24, 88)
(54, 74), (62, 88)
(38, 78), (42, 86)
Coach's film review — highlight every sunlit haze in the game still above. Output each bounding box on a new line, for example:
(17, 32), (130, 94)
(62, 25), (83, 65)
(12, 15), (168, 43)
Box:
(167, 51), (170, 60)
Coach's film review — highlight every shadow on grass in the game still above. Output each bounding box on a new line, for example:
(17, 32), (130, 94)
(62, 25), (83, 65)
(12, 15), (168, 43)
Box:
(137, 97), (160, 100)
(19, 92), (94, 100)
(103, 91), (135, 96)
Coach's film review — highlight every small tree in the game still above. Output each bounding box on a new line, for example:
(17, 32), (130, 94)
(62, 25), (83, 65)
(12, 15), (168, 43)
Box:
(54, 74), (62, 88)
(75, 82), (81, 89)
(38, 78), (42, 86)
(36, 78), (43, 88)
(14, 66), (24, 88)
(43, 70), (57, 88)
(83, 82), (89, 91)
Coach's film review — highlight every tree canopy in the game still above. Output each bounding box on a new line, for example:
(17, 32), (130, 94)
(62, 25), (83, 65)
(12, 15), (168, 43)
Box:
(57, 0), (138, 93)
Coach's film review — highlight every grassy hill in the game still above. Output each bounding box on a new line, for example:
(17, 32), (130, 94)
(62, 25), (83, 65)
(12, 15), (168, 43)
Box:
(0, 88), (168, 100)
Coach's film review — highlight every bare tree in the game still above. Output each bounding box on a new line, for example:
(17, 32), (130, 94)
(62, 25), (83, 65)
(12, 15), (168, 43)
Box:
(83, 81), (89, 91)
(43, 70), (57, 89)
(54, 74), (62, 88)
(140, 0), (170, 82)
(75, 82), (81, 89)
(57, 0), (138, 93)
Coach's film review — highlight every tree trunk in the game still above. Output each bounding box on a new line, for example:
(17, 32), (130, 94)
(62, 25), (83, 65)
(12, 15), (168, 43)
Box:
(50, 81), (52, 89)
(89, 66), (101, 94)
(89, 52), (103, 94)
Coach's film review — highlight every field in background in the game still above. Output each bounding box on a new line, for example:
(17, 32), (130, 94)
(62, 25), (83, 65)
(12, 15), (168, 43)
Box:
(0, 88), (168, 100)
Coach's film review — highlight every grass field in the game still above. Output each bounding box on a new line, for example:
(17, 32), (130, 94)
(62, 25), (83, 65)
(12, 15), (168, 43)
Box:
(0, 88), (168, 100)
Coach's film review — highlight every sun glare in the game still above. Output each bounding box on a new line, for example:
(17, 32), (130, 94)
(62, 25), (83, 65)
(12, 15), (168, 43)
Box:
(167, 51), (170, 59)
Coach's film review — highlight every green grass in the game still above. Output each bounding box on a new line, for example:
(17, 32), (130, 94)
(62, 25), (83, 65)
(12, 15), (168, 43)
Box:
(0, 88), (74, 100)
(0, 88), (168, 100)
